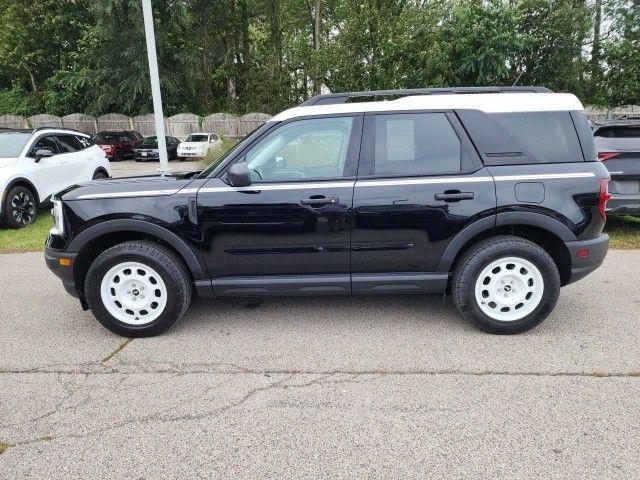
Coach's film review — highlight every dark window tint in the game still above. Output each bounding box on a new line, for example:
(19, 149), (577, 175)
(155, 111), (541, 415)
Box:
(373, 113), (461, 176)
(595, 126), (640, 138)
(76, 135), (92, 148)
(31, 135), (58, 155)
(490, 112), (583, 163)
(57, 134), (83, 153)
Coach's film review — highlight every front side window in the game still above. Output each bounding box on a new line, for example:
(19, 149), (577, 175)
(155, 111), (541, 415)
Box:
(31, 136), (58, 156)
(373, 113), (462, 176)
(245, 117), (354, 182)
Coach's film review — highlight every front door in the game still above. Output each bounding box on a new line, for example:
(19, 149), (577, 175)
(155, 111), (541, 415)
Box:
(197, 115), (362, 295)
(351, 111), (496, 293)
(26, 134), (68, 200)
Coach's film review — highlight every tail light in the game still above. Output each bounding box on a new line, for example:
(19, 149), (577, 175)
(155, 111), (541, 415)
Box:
(597, 152), (621, 161)
(100, 144), (114, 153)
(598, 179), (612, 219)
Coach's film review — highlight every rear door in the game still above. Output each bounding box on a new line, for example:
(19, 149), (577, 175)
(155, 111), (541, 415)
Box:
(351, 111), (496, 294)
(56, 134), (91, 182)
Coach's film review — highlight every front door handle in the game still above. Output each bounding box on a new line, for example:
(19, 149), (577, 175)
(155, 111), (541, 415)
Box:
(434, 191), (474, 202)
(301, 196), (339, 206)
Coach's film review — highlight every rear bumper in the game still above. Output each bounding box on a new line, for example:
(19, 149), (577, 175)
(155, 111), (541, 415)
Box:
(564, 233), (609, 285)
(607, 194), (640, 216)
(44, 245), (78, 298)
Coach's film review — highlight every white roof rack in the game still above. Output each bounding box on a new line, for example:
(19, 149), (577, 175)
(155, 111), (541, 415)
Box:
(272, 92), (584, 122)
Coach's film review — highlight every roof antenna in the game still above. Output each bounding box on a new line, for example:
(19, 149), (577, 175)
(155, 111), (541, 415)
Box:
(512, 68), (526, 87)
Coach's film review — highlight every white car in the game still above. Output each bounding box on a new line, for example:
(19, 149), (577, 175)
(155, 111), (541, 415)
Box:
(177, 133), (221, 159)
(0, 128), (110, 228)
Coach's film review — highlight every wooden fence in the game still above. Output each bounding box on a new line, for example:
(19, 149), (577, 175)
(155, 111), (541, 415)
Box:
(0, 112), (273, 140)
(1, 107), (638, 138)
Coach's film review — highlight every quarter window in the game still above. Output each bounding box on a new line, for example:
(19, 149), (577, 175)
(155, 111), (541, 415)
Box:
(245, 117), (354, 182)
(373, 113), (462, 176)
(491, 112), (583, 163)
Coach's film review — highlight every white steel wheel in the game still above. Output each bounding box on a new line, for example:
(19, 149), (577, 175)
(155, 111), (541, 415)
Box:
(474, 256), (544, 322)
(100, 261), (168, 325)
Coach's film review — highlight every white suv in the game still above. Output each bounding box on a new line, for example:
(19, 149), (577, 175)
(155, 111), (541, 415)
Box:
(0, 128), (110, 228)
(177, 133), (221, 159)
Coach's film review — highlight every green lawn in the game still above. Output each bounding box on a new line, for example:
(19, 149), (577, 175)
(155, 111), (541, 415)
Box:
(0, 211), (52, 253)
(0, 208), (639, 254)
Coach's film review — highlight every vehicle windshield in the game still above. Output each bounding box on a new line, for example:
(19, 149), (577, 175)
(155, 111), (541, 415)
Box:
(197, 123), (272, 178)
(185, 134), (208, 142)
(140, 137), (159, 148)
(92, 133), (120, 142)
(0, 132), (32, 157)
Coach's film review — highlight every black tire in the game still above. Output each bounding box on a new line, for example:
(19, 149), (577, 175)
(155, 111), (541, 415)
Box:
(113, 149), (122, 162)
(2, 185), (37, 228)
(92, 170), (108, 180)
(451, 235), (560, 334)
(84, 241), (192, 337)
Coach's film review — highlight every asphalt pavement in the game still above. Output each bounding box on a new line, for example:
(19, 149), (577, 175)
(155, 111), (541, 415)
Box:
(1, 250), (639, 478)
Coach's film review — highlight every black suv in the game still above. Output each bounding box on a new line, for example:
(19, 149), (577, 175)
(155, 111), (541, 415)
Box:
(45, 87), (611, 337)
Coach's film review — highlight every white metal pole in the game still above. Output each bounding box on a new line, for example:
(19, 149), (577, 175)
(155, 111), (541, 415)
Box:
(141, 0), (169, 175)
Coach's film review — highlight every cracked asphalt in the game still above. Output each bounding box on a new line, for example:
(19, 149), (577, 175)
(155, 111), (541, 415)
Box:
(1, 250), (639, 478)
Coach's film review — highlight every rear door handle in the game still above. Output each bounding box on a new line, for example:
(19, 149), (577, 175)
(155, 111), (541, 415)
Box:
(434, 191), (474, 202)
(300, 196), (339, 206)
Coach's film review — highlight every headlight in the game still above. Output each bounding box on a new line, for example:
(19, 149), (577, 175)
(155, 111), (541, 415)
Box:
(50, 199), (64, 236)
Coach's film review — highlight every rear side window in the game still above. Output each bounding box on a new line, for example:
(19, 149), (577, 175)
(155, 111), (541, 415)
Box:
(490, 112), (583, 163)
(373, 113), (462, 176)
(57, 134), (83, 153)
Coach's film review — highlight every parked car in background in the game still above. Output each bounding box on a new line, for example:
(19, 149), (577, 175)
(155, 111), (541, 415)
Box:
(593, 120), (640, 216)
(92, 130), (143, 161)
(134, 136), (180, 162)
(177, 133), (221, 159)
(1, 128), (110, 228)
(45, 87), (610, 337)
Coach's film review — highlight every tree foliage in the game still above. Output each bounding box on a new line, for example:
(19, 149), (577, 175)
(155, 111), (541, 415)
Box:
(0, 0), (637, 117)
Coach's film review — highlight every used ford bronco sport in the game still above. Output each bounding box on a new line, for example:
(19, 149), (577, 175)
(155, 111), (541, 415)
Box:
(45, 87), (610, 337)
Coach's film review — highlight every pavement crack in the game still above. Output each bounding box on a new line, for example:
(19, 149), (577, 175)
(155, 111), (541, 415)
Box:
(101, 338), (132, 364)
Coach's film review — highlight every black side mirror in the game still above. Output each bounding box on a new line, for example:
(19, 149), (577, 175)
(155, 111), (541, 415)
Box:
(34, 148), (54, 163)
(227, 162), (252, 187)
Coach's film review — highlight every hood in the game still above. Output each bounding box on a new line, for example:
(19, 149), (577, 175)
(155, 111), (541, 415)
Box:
(58, 171), (201, 201)
(0, 157), (19, 168)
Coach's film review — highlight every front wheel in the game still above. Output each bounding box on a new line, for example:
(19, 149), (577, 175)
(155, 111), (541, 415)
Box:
(452, 236), (560, 334)
(84, 241), (192, 337)
(3, 185), (37, 228)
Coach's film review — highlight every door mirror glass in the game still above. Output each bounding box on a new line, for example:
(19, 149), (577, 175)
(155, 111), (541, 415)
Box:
(227, 162), (252, 187)
(34, 148), (54, 162)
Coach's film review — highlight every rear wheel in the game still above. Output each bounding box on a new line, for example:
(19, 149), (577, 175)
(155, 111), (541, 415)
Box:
(3, 185), (37, 228)
(85, 241), (192, 337)
(452, 236), (560, 334)
(92, 170), (108, 180)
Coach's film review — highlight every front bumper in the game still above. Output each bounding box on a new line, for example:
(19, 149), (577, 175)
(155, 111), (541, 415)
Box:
(564, 233), (609, 285)
(607, 194), (640, 216)
(44, 245), (78, 298)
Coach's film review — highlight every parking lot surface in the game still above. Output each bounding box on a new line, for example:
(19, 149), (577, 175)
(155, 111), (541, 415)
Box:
(1, 250), (639, 478)
(109, 159), (201, 178)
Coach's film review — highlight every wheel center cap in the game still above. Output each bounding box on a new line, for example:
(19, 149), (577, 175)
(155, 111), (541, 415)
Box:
(504, 285), (512, 292)
(132, 289), (140, 296)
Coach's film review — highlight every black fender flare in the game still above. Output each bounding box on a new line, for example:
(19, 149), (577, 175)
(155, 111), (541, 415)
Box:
(3, 177), (41, 205)
(436, 212), (576, 272)
(67, 219), (208, 281)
